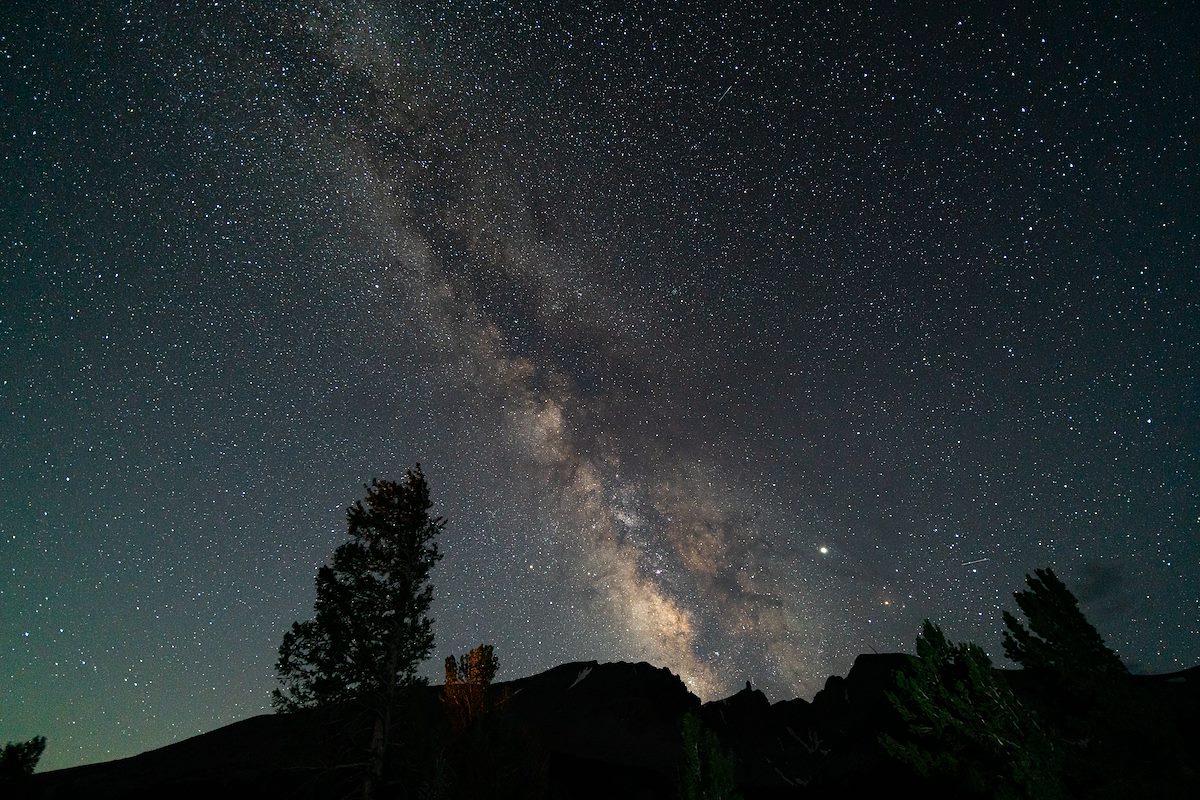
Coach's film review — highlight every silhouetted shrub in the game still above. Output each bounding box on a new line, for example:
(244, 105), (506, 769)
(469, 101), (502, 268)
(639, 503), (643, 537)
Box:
(679, 713), (741, 800)
(443, 644), (499, 731)
(1, 736), (46, 778)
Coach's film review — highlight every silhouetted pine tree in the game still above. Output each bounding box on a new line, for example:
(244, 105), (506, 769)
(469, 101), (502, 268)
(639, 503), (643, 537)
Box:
(0, 736), (46, 779)
(272, 465), (444, 800)
(1002, 568), (1128, 681)
(882, 621), (1062, 800)
(1002, 568), (1136, 799)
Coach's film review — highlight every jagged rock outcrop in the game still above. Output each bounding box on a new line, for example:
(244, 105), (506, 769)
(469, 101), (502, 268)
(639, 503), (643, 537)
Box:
(699, 654), (918, 797)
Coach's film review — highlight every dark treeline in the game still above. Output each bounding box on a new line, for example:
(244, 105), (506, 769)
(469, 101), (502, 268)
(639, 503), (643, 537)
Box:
(261, 467), (1193, 800)
(15, 468), (1198, 799)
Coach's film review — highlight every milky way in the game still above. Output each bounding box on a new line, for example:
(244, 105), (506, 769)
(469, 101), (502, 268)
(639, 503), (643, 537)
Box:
(256, 4), (831, 701)
(2, 2), (1196, 770)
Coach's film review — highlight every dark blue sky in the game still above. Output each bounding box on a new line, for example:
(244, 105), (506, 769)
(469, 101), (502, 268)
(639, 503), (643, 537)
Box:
(2, 1), (1196, 770)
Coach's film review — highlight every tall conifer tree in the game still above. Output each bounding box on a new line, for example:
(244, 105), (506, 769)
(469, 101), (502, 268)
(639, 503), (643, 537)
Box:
(273, 465), (444, 798)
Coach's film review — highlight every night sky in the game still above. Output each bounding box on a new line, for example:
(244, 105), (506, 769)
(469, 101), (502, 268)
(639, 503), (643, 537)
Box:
(2, 1), (1197, 771)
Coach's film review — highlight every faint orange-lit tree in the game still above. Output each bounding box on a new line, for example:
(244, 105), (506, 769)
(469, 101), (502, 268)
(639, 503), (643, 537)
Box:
(443, 644), (500, 731)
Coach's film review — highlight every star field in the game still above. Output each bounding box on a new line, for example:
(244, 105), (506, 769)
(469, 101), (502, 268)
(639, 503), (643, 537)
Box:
(2, 1), (1197, 771)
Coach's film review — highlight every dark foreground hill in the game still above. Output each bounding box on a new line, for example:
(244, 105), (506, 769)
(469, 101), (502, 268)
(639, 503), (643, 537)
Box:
(15, 656), (1200, 799)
